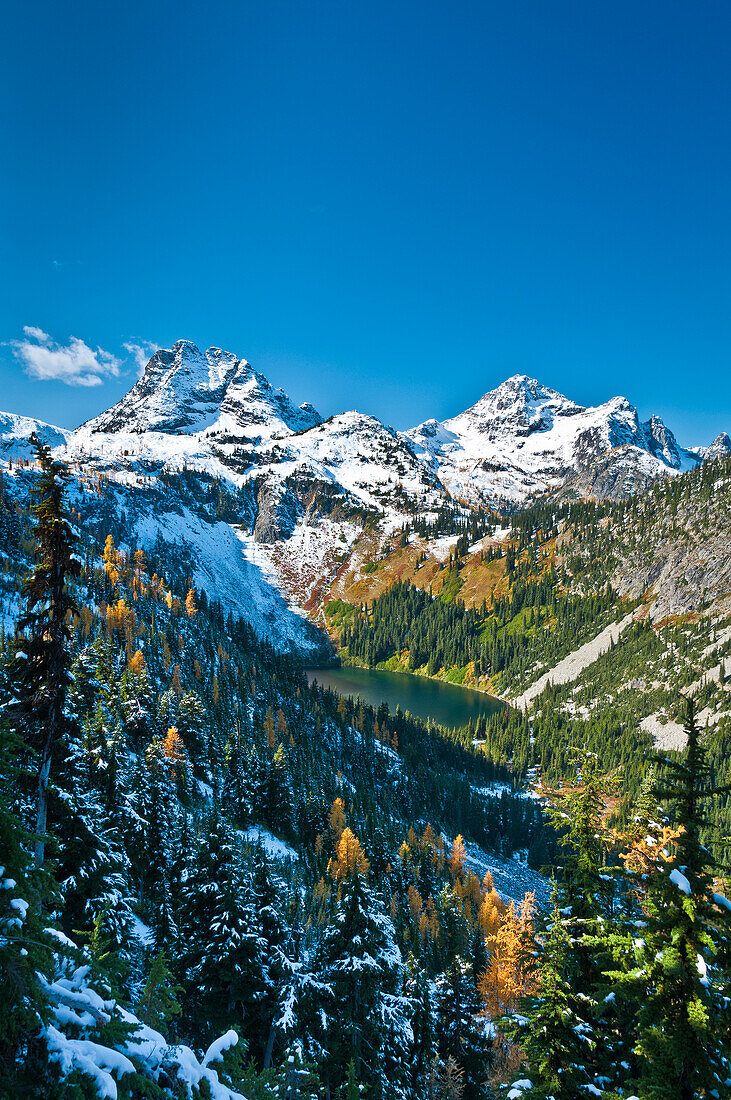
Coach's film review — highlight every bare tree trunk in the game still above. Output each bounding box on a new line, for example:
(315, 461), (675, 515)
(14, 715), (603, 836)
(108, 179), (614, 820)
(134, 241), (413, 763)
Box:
(264, 1022), (278, 1070)
(35, 700), (56, 870)
(34, 748), (51, 869)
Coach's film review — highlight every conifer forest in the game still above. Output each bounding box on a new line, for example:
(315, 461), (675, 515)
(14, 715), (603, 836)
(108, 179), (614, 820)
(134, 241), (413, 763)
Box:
(6, 5), (731, 1096)
(1, 433), (730, 1100)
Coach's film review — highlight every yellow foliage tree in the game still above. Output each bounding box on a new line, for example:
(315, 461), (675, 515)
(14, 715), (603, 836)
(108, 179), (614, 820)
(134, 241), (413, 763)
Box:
(617, 822), (683, 903)
(329, 827), (370, 881)
(128, 649), (146, 676)
(478, 892), (537, 1019)
(103, 533), (119, 586)
(407, 883), (423, 923)
(449, 834), (467, 880)
(328, 797), (346, 847)
(185, 587), (197, 616)
(163, 726), (187, 770)
(479, 875), (501, 946)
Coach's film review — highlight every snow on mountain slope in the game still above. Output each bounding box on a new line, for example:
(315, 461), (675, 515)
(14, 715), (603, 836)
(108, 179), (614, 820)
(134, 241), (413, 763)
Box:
(0, 411), (70, 459)
(236, 412), (446, 609)
(263, 411), (444, 518)
(82, 340), (321, 439)
(0, 345), (725, 648)
(407, 375), (701, 506)
(131, 505), (317, 650)
(692, 432), (731, 461)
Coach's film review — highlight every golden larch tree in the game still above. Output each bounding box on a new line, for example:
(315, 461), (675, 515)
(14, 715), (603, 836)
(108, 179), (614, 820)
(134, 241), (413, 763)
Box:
(329, 826), (370, 881)
(128, 649), (146, 676)
(328, 797), (346, 847)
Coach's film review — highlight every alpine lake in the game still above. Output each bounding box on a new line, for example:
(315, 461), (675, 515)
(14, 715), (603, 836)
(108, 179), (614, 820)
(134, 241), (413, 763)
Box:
(305, 664), (505, 730)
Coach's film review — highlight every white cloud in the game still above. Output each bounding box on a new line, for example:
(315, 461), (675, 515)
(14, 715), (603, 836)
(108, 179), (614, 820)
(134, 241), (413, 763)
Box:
(11, 328), (121, 387)
(22, 325), (51, 344)
(123, 340), (159, 377)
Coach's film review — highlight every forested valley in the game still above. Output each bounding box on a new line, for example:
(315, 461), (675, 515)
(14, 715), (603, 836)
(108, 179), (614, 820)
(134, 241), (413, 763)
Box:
(1, 440), (730, 1099)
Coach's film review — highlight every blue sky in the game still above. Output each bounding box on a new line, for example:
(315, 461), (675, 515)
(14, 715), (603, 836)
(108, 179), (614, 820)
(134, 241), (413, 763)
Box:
(2, 1), (730, 443)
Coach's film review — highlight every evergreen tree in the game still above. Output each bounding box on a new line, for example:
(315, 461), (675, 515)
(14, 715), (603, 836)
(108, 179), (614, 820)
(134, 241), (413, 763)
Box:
(436, 959), (493, 1100)
(265, 743), (295, 839)
(633, 700), (731, 1099)
(0, 722), (56, 1094)
(5, 434), (80, 867)
(309, 852), (412, 1099)
(510, 887), (595, 1100)
(137, 948), (182, 1031)
(405, 955), (438, 1089)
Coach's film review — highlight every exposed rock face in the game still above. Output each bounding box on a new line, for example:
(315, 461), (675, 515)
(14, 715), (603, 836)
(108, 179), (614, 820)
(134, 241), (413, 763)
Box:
(555, 447), (676, 501)
(613, 523), (731, 622)
(253, 481), (300, 543)
(701, 432), (731, 460)
(641, 414), (686, 468)
(83, 342), (241, 433)
(564, 455), (731, 621)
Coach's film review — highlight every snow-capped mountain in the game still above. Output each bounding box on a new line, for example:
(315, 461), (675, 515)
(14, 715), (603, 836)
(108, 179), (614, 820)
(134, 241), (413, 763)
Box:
(0, 344), (726, 648)
(83, 339), (321, 439)
(408, 375), (701, 505)
(0, 411), (70, 459)
(692, 431), (731, 461)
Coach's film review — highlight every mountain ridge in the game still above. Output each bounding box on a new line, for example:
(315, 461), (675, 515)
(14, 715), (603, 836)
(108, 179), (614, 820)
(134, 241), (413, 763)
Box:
(1, 342), (728, 649)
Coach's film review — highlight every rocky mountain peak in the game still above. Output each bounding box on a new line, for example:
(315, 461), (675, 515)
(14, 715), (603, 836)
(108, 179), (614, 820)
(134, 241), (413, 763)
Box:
(704, 431), (731, 460)
(80, 341), (321, 440)
(81, 341), (241, 434)
(446, 374), (585, 441)
(640, 413), (684, 469)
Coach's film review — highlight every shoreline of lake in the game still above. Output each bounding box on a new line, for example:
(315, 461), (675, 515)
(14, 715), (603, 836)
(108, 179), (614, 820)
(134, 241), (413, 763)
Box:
(305, 664), (505, 730)
(307, 652), (507, 701)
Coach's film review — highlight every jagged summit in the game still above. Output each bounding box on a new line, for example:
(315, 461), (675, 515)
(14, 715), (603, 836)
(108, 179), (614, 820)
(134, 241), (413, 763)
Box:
(694, 431), (731, 461)
(407, 376), (701, 504)
(0, 355), (727, 643)
(81, 340), (322, 439)
(2, 349), (722, 519)
(447, 375), (585, 441)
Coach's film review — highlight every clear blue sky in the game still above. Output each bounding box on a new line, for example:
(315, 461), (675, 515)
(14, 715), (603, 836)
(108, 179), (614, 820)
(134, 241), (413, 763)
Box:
(2, 1), (730, 443)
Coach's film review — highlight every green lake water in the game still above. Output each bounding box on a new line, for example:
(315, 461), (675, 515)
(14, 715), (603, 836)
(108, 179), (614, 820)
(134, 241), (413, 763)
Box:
(306, 665), (504, 729)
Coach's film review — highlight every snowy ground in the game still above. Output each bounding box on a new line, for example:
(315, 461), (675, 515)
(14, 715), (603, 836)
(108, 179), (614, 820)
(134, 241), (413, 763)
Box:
(131, 507), (318, 652)
(240, 826), (299, 862)
(462, 840), (550, 906)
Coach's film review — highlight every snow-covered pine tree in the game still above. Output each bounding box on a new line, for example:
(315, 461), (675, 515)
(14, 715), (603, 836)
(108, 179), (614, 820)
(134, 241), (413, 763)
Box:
(405, 954), (439, 1090)
(135, 734), (181, 950)
(309, 828), (412, 1099)
(250, 841), (295, 1066)
(192, 848), (268, 1046)
(0, 721), (58, 1094)
(265, 742), (295, 839)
